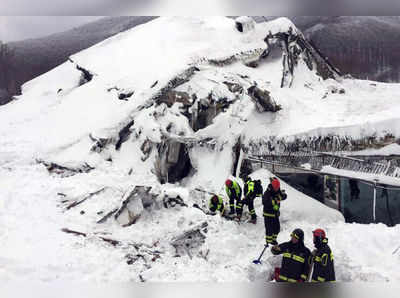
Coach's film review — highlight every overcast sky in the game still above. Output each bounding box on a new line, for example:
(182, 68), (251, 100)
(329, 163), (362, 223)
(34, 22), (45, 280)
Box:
(0, 16), (105, 43)
(1, 0), (400, 43)
(1, 0), (399, 16)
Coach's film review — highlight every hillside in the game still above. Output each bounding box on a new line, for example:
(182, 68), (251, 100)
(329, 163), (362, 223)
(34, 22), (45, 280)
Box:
(0, 16), (156, 105)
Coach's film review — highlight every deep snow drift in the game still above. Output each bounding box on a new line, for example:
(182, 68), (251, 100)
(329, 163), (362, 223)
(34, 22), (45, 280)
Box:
(1, 16), (400, 282)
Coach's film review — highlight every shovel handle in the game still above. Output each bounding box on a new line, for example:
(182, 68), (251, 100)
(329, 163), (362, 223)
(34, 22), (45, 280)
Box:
(253, 244), (268, 264)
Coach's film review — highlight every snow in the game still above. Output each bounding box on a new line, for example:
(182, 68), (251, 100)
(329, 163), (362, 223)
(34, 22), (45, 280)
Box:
(322, 165), (400, 187)
(346, 143), (400, 156)
(1, 16), (400, 283)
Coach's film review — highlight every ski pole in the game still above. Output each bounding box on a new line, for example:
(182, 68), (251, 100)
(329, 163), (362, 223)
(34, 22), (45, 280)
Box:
(253, 244), (268, 264)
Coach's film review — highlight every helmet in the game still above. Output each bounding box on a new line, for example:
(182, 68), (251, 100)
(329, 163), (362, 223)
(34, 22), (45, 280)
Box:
(271, 178), (280, 192)
(313, 229), (326, 239)
(291, 228), (304, 242)
(225, 179), (233, 187)
(313, 228), (327, 248)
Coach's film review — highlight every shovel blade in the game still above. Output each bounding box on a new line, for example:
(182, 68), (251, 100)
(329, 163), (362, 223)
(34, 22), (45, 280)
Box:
(252, 260), (262, 265)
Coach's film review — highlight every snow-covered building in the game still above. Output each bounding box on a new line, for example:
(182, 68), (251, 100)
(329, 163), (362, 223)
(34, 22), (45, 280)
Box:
(234, 16), (256, 33)
(2, 16), (400, 282)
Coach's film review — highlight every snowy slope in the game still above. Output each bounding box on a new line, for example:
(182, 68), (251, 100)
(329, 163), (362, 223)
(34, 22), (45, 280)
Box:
(1, 16), (400, 282)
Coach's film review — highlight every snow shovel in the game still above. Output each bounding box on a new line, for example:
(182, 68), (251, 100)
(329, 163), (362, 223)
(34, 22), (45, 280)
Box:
(253, 244), (268, 264)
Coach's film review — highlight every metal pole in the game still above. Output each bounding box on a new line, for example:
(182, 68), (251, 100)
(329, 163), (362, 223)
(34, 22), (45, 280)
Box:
(373, 179), (378, 223)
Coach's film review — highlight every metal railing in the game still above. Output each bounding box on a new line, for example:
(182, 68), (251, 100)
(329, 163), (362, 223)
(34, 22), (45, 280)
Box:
(245, 151), (400, 179)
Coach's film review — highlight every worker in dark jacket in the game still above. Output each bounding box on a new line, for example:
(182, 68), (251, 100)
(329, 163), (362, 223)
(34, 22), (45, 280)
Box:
(225, 179), (242, 215)
(311, 229), (336, 282)
(262, 177), (287, 245)
(271, 228), (312, 282)
(237, 176), (258, 223)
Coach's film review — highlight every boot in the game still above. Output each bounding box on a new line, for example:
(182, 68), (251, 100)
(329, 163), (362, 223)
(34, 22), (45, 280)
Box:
(249, 216), (257, 224)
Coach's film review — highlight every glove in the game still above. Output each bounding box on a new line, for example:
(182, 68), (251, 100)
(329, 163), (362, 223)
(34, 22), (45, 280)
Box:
(273, 205), (279, 211)
(271, 244), (280, 254)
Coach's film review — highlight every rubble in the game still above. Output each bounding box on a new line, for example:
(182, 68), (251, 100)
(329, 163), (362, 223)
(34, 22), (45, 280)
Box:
(170, 222), (208, 258)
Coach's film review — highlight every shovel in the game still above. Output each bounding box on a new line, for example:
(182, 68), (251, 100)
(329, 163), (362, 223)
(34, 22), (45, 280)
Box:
(252, 244), (268, 264)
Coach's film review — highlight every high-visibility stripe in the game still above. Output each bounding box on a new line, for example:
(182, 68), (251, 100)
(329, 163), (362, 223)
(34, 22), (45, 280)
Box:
(250, 209), (256, 214)
(312, 277), (329, 283)
(301, 274), (307, 280)
(291, 233), (299, 240)
(229, 204), (235, 207)
(263, 212), (275, 217)
(292, 255), (305, 263)
(321, 253), (328, 266)
(314, 254), (333, 263)
(279, 275), (297, 283)
(265, 236), (274, 243)
(282, 252), (304, 263)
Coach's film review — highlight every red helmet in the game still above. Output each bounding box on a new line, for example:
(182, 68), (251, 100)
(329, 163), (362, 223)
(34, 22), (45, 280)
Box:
(271, 178), (280, 192)
(225, 179), (233, 187)
(313, 229), (326, 239)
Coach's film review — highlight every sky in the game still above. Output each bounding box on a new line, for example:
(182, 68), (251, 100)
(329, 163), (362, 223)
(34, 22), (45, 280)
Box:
(1, 0), (400, 42)
(1, 0), (400, 15)
(0, 16), (105, 43)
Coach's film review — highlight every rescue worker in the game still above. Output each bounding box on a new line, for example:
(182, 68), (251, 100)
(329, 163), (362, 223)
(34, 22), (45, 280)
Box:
(311, 229), (336, 282)
(271, 228), (312, 283)
(262, 177), (287, 245)
(225, 179), (242, 215)
(208, 194), (227, 217)
(237, 176), (258, 224)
